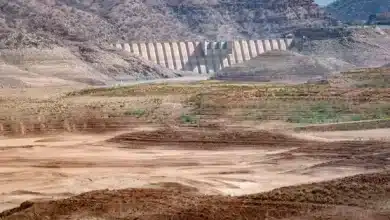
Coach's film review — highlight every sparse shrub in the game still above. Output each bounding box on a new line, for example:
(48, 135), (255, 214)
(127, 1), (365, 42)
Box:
(372, 106), (390, 120)
(124, 109), (146, 117)
(180, 114), (198, 124)
(350, 115), (363, 121)
(185, 93), (207, 115)
(287, 102), (349, 124)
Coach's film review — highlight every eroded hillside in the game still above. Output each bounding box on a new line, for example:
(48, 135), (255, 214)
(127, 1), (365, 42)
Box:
(0, 0), (331, 44)
(326, 0), (390, 22)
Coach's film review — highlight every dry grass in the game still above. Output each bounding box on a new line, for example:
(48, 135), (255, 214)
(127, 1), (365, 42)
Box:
(0, 91), (188, 135)
(1, 69), (390, 136)
(1, 87), (389, 136)
(1, 70), (390, 219)
(333, 67), (390, 88)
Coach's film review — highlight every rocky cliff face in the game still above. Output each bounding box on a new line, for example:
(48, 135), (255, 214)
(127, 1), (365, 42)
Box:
(162, 0), (331, 39)
(0, 0), (331, 46)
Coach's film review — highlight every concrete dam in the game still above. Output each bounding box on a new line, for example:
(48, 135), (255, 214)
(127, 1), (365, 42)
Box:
(113, 38), (293, 74)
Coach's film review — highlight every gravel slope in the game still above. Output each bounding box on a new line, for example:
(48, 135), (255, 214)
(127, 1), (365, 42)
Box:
(214, 50), (355, 82)
(292, 27), (390, 67)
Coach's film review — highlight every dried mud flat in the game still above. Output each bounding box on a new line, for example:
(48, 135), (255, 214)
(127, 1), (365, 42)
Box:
(0, 126), (389, 219)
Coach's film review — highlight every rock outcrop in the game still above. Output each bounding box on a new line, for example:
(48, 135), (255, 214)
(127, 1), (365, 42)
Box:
(0, 0), (331, 44)
(0, 0), (333, 87)
(326, 0), (390, 23)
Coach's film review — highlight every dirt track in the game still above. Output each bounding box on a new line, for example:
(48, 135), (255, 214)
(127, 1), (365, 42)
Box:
(0, 126), (389, 217)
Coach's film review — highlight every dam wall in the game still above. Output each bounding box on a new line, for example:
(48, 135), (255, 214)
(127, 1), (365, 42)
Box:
(113, 38), (293, 73)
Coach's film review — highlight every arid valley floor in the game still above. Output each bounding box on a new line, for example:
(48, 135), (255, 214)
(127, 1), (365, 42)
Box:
(0, 69), (389, 219)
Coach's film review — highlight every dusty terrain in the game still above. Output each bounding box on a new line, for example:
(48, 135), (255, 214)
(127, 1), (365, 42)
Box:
(0, 70), (389, 219)
(0, 127), (389, 219)
(214, 50), (355, 82)
(0, 45), (190, 88)
(214, 28), (390, 84)
(294, 27), (390, 68)
(0, 1), (389, 218)
(1, 171), (390, 220)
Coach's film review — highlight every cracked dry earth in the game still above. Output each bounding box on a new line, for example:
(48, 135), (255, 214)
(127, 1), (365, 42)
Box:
(0, 126), (389, 214)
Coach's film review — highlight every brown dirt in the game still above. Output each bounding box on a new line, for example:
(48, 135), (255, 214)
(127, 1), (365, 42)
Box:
(300, 128), (390, 142)
(294, 119), (390, 132)
(0, 126), (389, 216)
(0, 79), (389, 219)
(290, 141), (390, 169)
(107, 128), (308, 148)
(1, 171), (389, 220)
(0, 45), (187, 88)
(247, 171), (390, 208)
(2, 79), (389, 137)
(110, 128), (390, 168)
(215, 50), (355, 83)
(0, 116), (137, 137)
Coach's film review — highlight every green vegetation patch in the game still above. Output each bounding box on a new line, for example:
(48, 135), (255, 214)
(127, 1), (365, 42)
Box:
(65, 79), (390, 125)
(124, 109), (146, 117)
(179, 114), (199, 125)
(66, 81), (327, 97)
(287, 102), (352, 124)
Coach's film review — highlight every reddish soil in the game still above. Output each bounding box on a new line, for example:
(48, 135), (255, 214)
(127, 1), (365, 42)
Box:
(289, 140), (390, 169)
(295, 119), (390, 132)
(108, 128), (308, 148)
(1, 172), (389, 220)
(1, 128), (389, 219)
(0, 117), (137, 137)
(109, 128), (390, 169)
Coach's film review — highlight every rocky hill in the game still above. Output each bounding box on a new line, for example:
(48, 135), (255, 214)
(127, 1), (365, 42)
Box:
(291, 27), (390, 67)
(0, 43), (189, 88)
(0, 0), (334, 87)
(326, 0), (390, 22)
(213, 26), (390, 83)
(0, 0), (331, 45)
(214, 50), (355, 83)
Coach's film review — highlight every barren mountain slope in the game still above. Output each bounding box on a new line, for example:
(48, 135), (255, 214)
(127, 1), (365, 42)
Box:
(326, 0), (390, 22)
(163, 0), (331, 39)
(0, 0), (196, 87)
(292, 27), (390, 67)
(214, 27), (390, 82)
(0, 0), (331, 43)
(0, 34), (185, 88)
(214, 50), (355, 82)
(0, 0), (333, 87)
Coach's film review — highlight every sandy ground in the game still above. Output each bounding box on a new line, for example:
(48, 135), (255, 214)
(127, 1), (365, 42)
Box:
(0, 127), (388, 212)
(0, 76), (210, 99)
(104, 76), (210, 88)
(300, 128), (390, 141)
